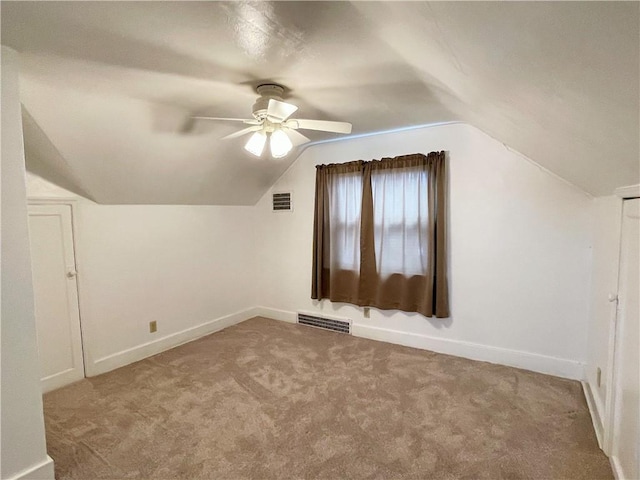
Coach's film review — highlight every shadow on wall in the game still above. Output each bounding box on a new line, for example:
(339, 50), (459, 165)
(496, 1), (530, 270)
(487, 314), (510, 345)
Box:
(22, 108), (96, 201)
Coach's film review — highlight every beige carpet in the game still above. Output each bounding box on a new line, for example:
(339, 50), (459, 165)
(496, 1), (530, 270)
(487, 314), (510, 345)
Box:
(44, 317), (611, 479)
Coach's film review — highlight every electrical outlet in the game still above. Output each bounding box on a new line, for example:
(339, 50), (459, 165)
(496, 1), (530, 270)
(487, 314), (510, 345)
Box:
(149, 321), (157, 333)
(364, 307), (370, 318)
(596, 367), (602, 387)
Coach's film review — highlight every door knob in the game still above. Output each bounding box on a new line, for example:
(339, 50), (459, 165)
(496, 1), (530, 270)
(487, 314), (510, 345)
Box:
(66, 270), (77, 278)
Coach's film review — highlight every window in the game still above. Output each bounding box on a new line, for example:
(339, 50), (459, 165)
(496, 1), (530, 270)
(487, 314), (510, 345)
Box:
(312, 152), (449, 318)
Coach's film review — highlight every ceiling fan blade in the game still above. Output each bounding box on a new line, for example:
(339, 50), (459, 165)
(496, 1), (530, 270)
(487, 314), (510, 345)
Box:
(193, 116), (260, 125)
(266, 99), (298, 122)
(286, 119), (352, 134)
(221, 126), (262, 140)
(283, 127), (310, 147)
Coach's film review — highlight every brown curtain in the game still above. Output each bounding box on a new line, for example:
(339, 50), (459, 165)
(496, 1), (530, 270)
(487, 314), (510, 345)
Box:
(312, 152), (449, 318)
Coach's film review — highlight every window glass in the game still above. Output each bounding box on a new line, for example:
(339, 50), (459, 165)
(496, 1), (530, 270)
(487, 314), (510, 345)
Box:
(329, 171), (362, 272)
(371, 166), (429, 278)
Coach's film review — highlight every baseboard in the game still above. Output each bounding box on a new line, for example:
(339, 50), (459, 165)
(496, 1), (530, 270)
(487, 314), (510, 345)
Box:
(354, 323), (584, 380)
(582, 381), (605, 449)
(8, 455), (54, 480)
(88, 308), (258, 376)
(610, 455), (623, 480)
(89, 305), (585, 380)
(254, 306), (297, 323)
(257, 306), (584, 380)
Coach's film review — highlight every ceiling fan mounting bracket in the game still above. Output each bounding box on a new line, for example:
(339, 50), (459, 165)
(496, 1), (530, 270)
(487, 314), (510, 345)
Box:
(252, 83), (286, 120)
(256, 83), (285, 97)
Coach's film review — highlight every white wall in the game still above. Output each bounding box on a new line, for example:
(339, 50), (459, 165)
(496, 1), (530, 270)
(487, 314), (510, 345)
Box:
(27, 175), (259, 376)
(583, 196), (623, 433)
(255, 123), (594, 379)
(76, 203), (258, 374)
(1, 47), (54, 480)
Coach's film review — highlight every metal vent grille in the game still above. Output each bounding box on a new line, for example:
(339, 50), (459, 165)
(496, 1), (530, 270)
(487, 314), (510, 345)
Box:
(297, 313), (351, 334)
(272, 192), (292, 211)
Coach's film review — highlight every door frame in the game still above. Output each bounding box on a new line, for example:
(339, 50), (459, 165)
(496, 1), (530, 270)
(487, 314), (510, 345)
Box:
(603, 185), (640, 459)
(27, 197), (91, 382)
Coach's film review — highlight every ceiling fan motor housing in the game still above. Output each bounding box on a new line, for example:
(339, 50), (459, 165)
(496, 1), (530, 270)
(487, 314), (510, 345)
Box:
(252, 84), (286, 120)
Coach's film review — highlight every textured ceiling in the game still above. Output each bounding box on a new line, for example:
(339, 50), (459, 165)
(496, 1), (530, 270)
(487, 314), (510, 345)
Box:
(2, 1), (638, 204)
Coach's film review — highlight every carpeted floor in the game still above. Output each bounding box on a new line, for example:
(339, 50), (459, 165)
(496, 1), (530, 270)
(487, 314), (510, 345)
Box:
(43, 317), (612, 479)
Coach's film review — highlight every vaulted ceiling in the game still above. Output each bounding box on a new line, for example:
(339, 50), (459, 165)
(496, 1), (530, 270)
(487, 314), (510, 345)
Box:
(2, 1), (638, 204)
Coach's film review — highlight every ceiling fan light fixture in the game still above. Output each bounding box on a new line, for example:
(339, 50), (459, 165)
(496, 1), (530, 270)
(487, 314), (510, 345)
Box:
(195, 82), (353, 157)
(244, 130), (267, 157)
(270, 129), (293, 158)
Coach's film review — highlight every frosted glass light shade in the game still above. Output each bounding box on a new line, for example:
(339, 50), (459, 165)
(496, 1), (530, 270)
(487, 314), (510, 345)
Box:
(270, 129), (293, 158)
(244, 131), (267, 157)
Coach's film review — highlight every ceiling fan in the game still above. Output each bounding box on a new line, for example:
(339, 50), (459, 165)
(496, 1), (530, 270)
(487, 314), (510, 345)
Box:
(193, 84), (352, 158)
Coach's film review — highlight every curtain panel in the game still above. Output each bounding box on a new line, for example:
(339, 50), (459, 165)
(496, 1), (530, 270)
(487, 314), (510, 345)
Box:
(311, 152), (449, 318)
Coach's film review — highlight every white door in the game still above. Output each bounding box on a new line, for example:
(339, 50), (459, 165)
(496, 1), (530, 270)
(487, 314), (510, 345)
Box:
(610, 198), (639, 479)
(28, 204), (85, 392)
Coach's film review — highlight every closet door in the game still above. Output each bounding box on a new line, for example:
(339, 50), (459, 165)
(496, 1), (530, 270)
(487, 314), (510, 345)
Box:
(28, 204), (85, 392)
(610, 198), (639, 479)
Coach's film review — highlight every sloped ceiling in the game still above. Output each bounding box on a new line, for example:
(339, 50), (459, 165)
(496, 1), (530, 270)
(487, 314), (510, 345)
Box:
(2, 1), (638, 204)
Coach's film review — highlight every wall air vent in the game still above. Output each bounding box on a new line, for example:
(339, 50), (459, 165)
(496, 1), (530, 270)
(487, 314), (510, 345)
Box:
(272, 192), (292, 212)
(297, 312), (351, 334)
